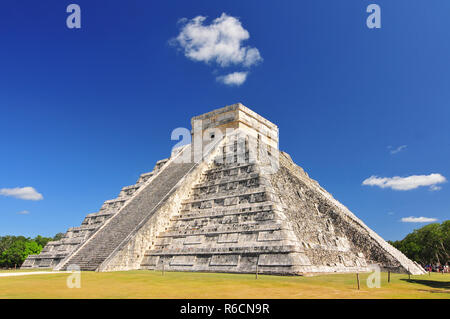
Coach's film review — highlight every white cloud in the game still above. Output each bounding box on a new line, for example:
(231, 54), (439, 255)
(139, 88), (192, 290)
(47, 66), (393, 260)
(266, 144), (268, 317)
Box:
(172, 13), (262, 68)
(362, 173), (446, 191)
(389, 145), (407, 154)
(216, 71), (248, 86)
(0, 187), (43, 201)
(401, 216), (438, 223)
(17, 210), (30, 215)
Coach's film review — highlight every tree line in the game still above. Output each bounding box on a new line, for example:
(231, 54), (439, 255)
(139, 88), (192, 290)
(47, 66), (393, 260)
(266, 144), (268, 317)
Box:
(389, 220), (449, 266)
(0, 233), (63, 268)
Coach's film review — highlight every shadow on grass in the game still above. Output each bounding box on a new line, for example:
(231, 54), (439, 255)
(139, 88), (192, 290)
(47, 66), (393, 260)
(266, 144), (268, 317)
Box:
(401, 278), (450, 290)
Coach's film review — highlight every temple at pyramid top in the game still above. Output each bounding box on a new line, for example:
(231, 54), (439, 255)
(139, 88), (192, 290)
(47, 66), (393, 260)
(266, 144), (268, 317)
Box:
(191, 103), (279, 151)
(22, 103), (426, 276)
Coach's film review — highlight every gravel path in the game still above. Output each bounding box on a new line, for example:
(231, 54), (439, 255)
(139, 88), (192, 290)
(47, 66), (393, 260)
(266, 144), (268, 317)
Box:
(0, 271), (68, 277)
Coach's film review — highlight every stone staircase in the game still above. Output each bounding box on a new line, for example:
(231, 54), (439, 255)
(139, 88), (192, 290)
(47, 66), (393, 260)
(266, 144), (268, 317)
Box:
(58, 155), (196, 271)
(22, 157), (171, 269)
(139, 138), (316, 275)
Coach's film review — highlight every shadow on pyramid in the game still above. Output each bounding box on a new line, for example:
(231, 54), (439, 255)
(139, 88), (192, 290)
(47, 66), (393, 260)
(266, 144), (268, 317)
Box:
(22, 103), (426, 275)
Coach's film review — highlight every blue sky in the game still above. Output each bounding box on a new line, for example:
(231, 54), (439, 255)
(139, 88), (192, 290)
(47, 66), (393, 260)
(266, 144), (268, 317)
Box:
(0, 1), (449, 240)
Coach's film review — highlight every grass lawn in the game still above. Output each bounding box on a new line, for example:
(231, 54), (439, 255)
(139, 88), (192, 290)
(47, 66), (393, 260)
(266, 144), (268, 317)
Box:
(0, 270), (448, 299)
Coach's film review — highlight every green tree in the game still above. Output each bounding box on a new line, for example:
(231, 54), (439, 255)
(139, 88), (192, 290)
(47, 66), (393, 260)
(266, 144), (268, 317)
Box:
(53, 233), (65, 241)
(0, 239), (41, 268)
(33, 235), (53, 248)
(390, 220), (450, 265)
(0, 232), (66, 268)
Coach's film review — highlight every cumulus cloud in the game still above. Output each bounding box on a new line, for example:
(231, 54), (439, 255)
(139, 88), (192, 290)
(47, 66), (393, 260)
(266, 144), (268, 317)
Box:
(0, 187), (43, 201)
(16, 210), (30, 215)
(362, 173), (446, 191)
(171, 13), (262, 85)
(388, 145), (407, 154)
(401, 216), (438, 223)
(173, 13), (262, 67)
(216, 71), (248, 86)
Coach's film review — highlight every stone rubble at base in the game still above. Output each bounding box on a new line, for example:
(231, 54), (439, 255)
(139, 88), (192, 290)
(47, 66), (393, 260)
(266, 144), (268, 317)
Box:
(22, 103), (426, 275)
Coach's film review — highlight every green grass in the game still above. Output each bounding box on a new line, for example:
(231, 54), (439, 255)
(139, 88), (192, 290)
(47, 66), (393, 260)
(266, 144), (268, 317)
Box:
(0, 270), (449, 299)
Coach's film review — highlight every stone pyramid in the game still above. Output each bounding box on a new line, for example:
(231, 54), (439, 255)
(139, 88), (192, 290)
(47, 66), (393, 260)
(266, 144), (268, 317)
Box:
(23, 103), (425, 275)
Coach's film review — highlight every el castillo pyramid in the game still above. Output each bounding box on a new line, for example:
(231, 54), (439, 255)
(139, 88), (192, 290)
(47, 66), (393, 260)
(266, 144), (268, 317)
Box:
(22, 103), (425, 275)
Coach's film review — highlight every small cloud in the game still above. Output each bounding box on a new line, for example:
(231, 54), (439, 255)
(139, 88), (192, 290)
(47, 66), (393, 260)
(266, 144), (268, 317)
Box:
(401, 216), (438, 223)
(16, 210), (30, 215)
(177, 17), (188, 25)
(362, 173), (446, 191)
(388, 211), (395, 215)
(430, 185), (442, 191)
(0, 187), (44, 201)
(216, 71), (248, 86)
(389, 145), (407, 155)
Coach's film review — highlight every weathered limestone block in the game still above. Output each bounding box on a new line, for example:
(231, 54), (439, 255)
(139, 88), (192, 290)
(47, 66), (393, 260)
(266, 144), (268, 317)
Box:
(217, 233), (239, 243)
(210, 255), (240, 266)
(171, 255), (196, 266)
